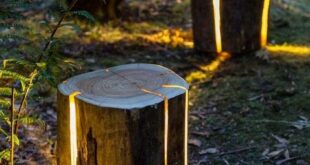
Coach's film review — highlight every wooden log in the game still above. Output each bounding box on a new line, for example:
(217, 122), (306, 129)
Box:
(57, 64), (189, 165)
(191, 0), (269, 54)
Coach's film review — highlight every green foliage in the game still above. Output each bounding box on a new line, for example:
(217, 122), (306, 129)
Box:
(0, 87), (23, 98)
(0, 111), (10, 125)
(70, 10), (96, 23)
(0, 0), (95, 163)
(0, 126), (8, 136)
(0, 70), (30, 83)
(7, 134), (20, 146)
(0, 149), (10, 161)
(0, 100), (11, 109)
(18, 115), (45, 128)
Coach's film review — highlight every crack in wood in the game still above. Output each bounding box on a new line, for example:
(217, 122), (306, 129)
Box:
(87, 128), (98, 165)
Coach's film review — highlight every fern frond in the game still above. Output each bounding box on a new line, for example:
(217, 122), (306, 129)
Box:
(0, 126), (8, 136)
(70, 10), (96, 23)
(0, 149), (10, 161)
(1, 58), (34, 69)
(7, 134), (20, 146)
(18, 116), (45, 127)
(0, 69), (30, 82)
(0, 87), (23, 97)
(0, 99), (11, 109)
(0, 88), (11, 96)
(0, 110), (10, 125)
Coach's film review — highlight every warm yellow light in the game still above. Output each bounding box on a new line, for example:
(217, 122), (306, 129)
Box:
(212, 0), (222, 53)
(267, 45), (310, 56)
(199, 52), (230, 72)
(163, 97), (169, 165)
(142, 28), (193, 48)
(162, 85), (188, 165)
(261, 0), (271, 47)
(200, 60), (221, 72)
(141, 88), (168, 165)
(69, 91), (80, 165)
(186, 52), (231, 83)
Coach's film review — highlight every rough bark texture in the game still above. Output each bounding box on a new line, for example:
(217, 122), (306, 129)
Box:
(191, 0), (216, 53)
(57, 64), (188, 165)
(192, 0), (265, 54)
(57, 92), (185, 165)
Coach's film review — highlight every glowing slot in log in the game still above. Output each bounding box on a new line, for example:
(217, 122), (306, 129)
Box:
(162, 84), (188, 165)
(261, 0), (271, 47)
(212, 0), (222, 53)
(69, 91), (80, 165)
(141, 88), (169, 165)
(164, 97), (169, 165)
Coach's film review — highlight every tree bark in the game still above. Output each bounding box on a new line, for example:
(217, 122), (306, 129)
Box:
(57, 64), (189, 165)
(192, 0), (267, 54)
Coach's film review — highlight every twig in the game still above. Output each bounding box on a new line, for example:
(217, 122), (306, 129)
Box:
(222, 158), (230, 165)
(10, 87), (15, 165)
(216, 147), (256, 157)
(37, 0), (78, 62)
(13, 71), (36, 134)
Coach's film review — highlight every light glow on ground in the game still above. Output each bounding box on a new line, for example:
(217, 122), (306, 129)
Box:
(186, 52), (231, 83)
(267, 45), (310, 56)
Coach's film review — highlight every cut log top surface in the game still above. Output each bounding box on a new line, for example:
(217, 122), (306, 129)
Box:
(58, 63), (189, 109)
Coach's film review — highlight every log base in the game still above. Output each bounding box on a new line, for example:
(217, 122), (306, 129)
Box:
(57, 63), (189, 165)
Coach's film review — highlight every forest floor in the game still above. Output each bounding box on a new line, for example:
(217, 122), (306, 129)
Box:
(13, 0), (310, 164)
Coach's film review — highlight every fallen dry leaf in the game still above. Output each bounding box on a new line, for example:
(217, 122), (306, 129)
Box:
(199, 148), (218, 155)
(292, 116), (310, 130)
(284, 149), (290, 159)
(272, 134), (289, 145)
(267, 149), (284, 158)
(262, 148), (270, 156)
(191, 131), (210, 138)
(188, 138), (202, 147)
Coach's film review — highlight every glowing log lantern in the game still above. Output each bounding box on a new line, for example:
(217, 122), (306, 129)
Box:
(57, 64), (189, 165)
(192, 0), (271, 54)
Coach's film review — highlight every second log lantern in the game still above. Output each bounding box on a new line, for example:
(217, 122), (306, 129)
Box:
(191, 0), (271, 54)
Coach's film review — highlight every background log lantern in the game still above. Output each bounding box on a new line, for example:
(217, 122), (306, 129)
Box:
(191, 0), (271, 54)
(57, 63), (189, 165)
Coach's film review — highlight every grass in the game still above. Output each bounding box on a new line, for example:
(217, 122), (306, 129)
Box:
(188, 54), (310, 164)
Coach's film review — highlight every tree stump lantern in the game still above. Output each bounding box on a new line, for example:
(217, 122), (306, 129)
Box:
(191, 0), (271, 54)
(57, 64), (189, 165)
